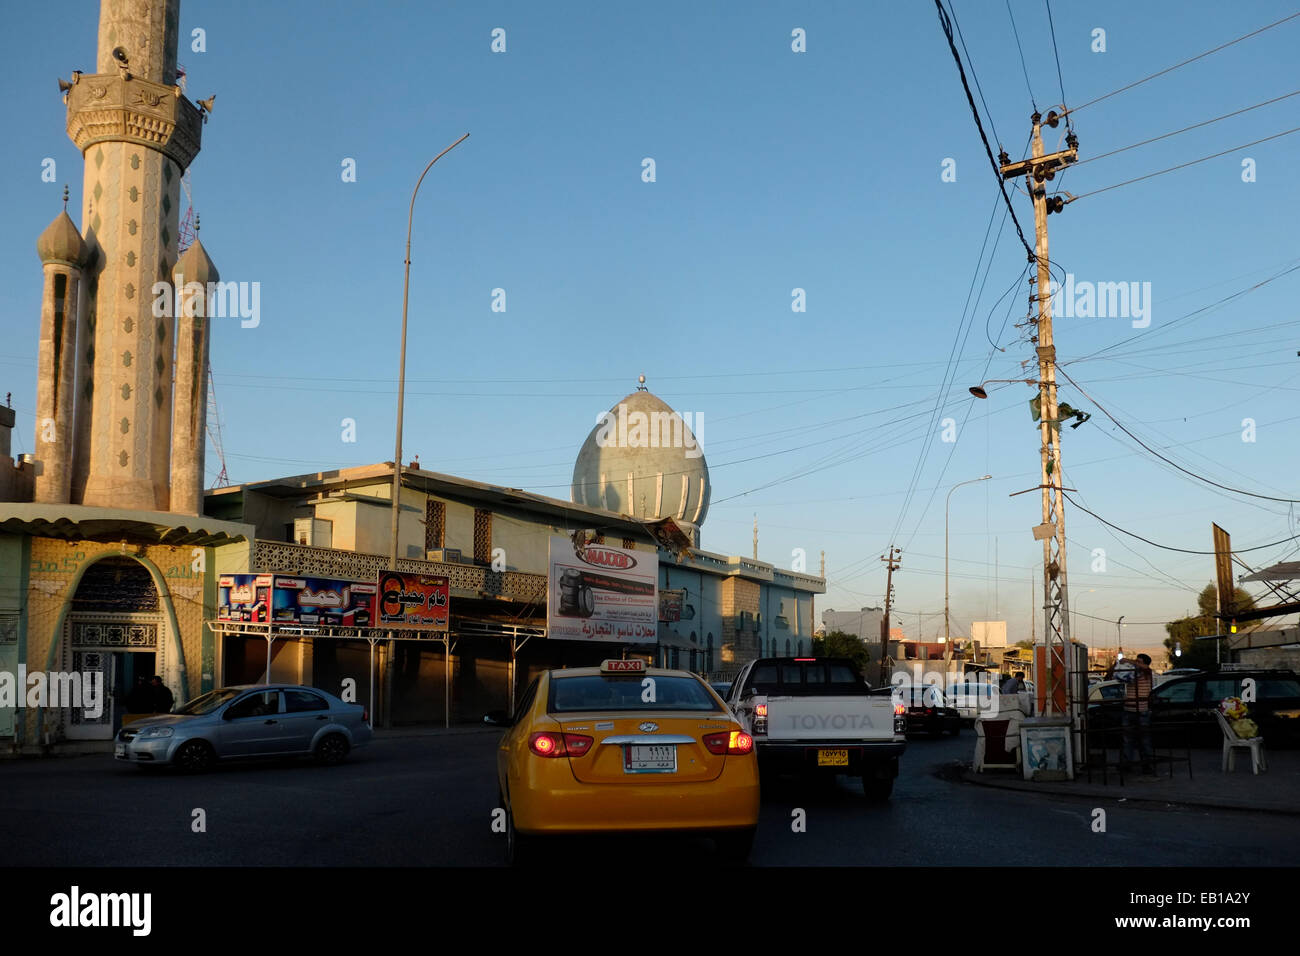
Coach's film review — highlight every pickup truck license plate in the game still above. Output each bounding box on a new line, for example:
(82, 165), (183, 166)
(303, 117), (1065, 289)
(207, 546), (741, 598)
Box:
(625, 744), (676, 773)
(817, 748), (849, 767)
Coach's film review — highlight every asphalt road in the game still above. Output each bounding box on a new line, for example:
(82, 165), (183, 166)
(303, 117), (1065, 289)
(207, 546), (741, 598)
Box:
(2, 729), (1297, 866)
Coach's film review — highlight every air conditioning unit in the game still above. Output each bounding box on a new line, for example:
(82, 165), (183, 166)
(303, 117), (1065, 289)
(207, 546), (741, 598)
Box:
(426, 548), (463, 564)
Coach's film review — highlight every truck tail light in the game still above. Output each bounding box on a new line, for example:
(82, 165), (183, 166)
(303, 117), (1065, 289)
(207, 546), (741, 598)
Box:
(755, 704), (768, 717)
(894, 703), (906, 716)
(528, 732), (593, 757)
(703, 730), (755, 755)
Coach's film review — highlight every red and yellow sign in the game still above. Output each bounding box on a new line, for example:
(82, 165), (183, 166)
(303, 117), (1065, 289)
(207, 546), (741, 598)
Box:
(378, 571), (450, 630)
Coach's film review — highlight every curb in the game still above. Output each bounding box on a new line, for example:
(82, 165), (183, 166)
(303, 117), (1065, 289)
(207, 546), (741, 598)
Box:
(959, 768), (1300, 816)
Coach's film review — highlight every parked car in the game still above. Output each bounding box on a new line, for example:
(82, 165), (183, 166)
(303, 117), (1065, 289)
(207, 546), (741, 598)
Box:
(487, 660), (759, 865)
(115, 684), (372, 771)
(1155, 667), (1203, 686)
(1087, 669), (1300, 747)
(895, 683), (961, 737)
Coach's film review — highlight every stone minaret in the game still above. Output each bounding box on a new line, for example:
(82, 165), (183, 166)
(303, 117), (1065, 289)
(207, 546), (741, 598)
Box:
(63, 0), (203, 510)
(169, 230), (217, 515)
(34, 193), (90, 504)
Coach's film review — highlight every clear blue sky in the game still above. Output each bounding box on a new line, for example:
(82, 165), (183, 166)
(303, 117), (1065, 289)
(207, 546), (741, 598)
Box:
(4, 1), (1299, 657)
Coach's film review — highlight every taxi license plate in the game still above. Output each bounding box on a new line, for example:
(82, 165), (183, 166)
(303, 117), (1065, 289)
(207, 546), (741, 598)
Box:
(817, 748), (849, 767)
(114, 744), (126, 758)
(625, 744), (676, 773)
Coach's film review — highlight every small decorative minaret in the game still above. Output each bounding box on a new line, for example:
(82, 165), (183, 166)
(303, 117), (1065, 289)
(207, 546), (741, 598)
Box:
(34, 187), (90, 504)
(63, 0), (203, 510)
(169, 217), (216, 516)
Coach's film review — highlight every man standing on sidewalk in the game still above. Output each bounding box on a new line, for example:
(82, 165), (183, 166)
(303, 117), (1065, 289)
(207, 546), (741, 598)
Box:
(1122, 654), (1155, 775)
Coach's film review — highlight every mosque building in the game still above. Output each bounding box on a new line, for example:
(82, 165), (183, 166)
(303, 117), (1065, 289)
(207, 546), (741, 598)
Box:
(0, 0), (250, 751)
(0, 1), (823, 748)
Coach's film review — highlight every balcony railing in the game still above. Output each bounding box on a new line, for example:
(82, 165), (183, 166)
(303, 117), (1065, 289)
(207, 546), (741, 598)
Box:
(251, 539), (546, 604)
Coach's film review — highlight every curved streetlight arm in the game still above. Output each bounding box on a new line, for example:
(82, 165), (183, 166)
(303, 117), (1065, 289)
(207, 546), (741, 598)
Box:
(391, 133), (471, 570)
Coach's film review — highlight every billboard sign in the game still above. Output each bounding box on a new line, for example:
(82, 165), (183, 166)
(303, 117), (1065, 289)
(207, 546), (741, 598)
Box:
(218, 574), (274, 623)
(548, 536), (658, 643)
(378, 571), (450, 630)
(272, 576), (377, 627)
(658, 588), (685, 623)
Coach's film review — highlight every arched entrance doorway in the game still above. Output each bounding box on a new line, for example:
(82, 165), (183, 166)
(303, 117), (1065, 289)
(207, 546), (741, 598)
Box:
(55, 555), (178, 740)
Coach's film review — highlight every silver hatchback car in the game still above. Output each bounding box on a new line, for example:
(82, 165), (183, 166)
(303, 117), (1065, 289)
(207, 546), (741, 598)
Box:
(115, 684), (372, 771)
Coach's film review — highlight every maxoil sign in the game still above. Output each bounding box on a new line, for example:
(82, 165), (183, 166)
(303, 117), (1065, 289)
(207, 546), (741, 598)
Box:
(547, 536), (658, 643)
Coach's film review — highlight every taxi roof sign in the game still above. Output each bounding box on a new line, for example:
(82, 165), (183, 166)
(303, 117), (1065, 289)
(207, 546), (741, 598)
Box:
(601, 659), (645, 674)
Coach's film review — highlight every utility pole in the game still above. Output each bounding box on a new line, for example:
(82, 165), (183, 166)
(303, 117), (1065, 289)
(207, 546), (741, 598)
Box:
(999, 111), (1078, 719)
(879, 548), (902, 686)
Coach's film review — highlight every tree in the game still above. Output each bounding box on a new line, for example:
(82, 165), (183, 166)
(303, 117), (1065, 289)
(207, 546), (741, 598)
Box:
(811, 629), (870, 674)
(1014, 639), (1035, 651)
(1163, 582), (1254, 668)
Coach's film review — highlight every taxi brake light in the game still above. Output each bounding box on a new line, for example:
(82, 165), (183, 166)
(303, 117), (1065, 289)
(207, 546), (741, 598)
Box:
(703, 730), (755, 755)
(528, 732), (593, 758)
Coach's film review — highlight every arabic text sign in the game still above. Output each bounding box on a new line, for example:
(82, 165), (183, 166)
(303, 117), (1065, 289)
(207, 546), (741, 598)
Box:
(219, 574), (377, 626)
(548, 536), (658, 643)
(218, 574), (274, 623)
(378, 572), (450, 630)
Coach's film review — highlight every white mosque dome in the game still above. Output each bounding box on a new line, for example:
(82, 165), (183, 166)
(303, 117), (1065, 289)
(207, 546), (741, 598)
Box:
(571, 383), (710, 528)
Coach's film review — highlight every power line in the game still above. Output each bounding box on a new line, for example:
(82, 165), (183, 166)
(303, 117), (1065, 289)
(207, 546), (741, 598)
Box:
(947, 0), (1004, 148)
(1070, 124), (1300, 201)
(1071, 89), (1300, 168)
(1065, 260), (1300, 365)
(935, 0), (1035, 260)
(1056, 365), (1300, 504)
(1006, 0), (1038, 110)
(1044, 0), (1068, 122)
(1066, 11), (1300, 115)
(1063, 492), (1299, 555)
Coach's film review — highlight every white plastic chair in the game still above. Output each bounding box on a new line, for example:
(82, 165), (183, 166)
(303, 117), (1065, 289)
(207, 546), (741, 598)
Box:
(1215, 710), (1266, 774)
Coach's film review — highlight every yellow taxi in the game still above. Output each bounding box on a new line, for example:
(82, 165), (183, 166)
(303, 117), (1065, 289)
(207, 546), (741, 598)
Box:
(490, 659), (760, 864)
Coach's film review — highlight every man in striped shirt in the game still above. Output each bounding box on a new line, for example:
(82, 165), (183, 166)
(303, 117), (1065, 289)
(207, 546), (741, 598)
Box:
(1122, 653), (1155, 774)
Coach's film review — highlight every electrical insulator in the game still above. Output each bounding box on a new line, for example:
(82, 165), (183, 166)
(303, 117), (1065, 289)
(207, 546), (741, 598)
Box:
(1046, 110), (1060, 128)
(1046, 196), (1065, 214)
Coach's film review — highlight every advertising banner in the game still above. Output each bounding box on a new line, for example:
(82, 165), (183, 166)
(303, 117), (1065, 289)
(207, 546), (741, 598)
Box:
(217, 574), (274, 623)
(220, 574), (377, 627)
(271, 576), (377, 627)
(377, 571), (450, 630)
(658, 588), (685, 623)
(548, 536), (659, 643)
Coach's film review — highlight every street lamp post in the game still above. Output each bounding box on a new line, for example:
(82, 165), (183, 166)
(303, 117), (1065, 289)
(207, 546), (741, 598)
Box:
(390, 133), (470, 569)
(945, 475), (992, 667)
(385, 133), (470, 732)
(1115, 615), (1125, 667)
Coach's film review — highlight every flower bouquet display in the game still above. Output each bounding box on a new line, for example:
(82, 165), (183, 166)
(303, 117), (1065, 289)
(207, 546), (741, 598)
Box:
(1218, 696), (1258, 740)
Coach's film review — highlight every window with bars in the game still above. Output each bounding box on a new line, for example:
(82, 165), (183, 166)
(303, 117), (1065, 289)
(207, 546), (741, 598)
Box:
(473, 509), (492, 564)
(622, 537), (635, 550)
(593, 533), (605, 545)
(425, 499), (445, 551)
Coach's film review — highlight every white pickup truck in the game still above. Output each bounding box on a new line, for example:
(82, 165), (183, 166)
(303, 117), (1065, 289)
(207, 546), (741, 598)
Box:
(725, 657), (907, 800)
